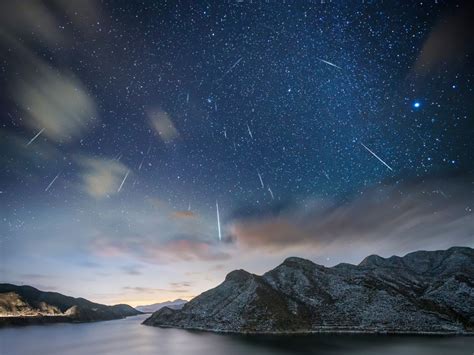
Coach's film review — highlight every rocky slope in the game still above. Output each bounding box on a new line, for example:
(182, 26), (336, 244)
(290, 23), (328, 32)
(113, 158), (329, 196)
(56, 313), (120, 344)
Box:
(0, 284), (141, 326)
(136, 299), (187, 313)
(143, 247), (474, 334)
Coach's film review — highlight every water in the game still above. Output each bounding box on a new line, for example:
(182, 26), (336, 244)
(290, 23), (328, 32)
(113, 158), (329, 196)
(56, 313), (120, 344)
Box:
(1, 314), (473, 355)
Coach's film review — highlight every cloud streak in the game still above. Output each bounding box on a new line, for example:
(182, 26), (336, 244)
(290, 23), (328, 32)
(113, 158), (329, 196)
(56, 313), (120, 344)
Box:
(77, 157), (131, 198)
(229, 175), (474, 258)
(147, 108), (179, 143)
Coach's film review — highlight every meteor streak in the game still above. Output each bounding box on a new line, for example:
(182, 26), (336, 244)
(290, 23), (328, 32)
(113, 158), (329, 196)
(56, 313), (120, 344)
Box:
(247, 124), (254, 139)
(117, 170), (130, 192)
(138, 157), (145, 170)
(26, 128), (45, 146)
(318, 58), (342, 70)
(216, 200), (222, 241)
(361, 143), (393, 171)
(257, 171), (264, 188)
(45, 172), (60, 192)
(323, 170), (330, 181)
(224, 57), (242, 76)
(268, 186), (275, 200)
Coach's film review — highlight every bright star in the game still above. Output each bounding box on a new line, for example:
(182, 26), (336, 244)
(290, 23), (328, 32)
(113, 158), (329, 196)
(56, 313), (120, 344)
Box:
(413, 101), (421, 109)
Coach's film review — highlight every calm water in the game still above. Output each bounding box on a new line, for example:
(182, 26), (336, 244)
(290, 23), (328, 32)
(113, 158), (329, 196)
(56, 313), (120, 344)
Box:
(1, 314), (473, 355)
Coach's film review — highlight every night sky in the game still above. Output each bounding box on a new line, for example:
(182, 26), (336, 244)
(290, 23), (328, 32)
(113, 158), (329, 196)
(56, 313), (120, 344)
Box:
(1, 1), (473, 305)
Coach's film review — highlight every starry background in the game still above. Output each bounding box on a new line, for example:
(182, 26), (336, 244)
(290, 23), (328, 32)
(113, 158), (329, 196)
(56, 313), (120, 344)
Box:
(0, 1), (473, 305)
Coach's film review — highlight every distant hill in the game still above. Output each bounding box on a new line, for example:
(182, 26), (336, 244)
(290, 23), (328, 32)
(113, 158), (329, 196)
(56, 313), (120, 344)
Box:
(136, 299), (187, 313)
(0, 284), (141, 326)
(144, 247), (474, 334)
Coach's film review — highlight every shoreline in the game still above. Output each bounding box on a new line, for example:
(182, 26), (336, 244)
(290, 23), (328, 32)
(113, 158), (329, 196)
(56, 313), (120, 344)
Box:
(144, 324), (474, 336)
(0, 314), (143, 328)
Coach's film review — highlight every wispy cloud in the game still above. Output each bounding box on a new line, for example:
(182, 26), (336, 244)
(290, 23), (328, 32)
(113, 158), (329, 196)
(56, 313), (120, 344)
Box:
(77, 157), (131, 198)
(172, 211), (197, 219)
(229, 175), (474, 258)
(121, 264), (143, 276)
(91, 236), (230, 263)
(123, 286), (188, 294)
(12, 64), (98, 143)
(147, 108), (179, 143)
(411, 2), (474, 77)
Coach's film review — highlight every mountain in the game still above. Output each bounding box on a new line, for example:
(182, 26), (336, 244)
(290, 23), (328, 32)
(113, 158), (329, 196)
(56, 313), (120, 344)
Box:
(143, 247), (474, 334)
(136, 299), (187, 313)
(0, 284), (141, 326)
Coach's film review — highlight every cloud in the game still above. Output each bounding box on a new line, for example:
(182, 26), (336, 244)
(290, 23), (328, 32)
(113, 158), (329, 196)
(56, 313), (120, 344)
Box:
(0, 0), (101, 46)
(172, 211), (197, 219)
(229, 174), (474, 257)
(169, 281), (192, 288)
(123, 286), (188, 294)
(12, 64), (98, 143)
(77, 157), (130, 198)
(147, 108), (179, 143)
(411, 2), (474, 77)
(81, 196), (230, 264)
(0, 2), (100, 145)
(121, 265), (143, 276)
(91, 236), (230, 264)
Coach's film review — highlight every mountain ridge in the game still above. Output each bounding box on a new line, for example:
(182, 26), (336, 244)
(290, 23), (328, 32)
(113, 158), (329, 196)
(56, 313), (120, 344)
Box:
(143, 246), (474, 334)
(135, 299), (187, 313)
(0, 283), (141, 326)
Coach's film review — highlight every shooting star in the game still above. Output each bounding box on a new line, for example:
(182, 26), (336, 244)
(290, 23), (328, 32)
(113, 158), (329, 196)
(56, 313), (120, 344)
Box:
(216, 200), (222, 241)
(26, 128), (45, 146)
(223, 128), (227, 139)
(224, 57), (242, 76)
(318, 58), (342, 70)
(188, 202), (191, 211)
(138, 156), (145, 171)
(360, 143), (393, 171)
(322, 170), (330, 181)
(257, 171), (264, 188)
(268, 186), (275, 200)
(45, 172), (60, 192)
(247, 124), (254, 139)
(117, 170), (130, 192)
(186, 93), (189, 104)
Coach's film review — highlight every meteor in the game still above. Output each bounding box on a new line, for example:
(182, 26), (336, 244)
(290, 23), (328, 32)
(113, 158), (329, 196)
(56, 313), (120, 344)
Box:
(138, 157), (145, 171)
(268, 186), (275, 200)
(26, 128), (45, 146)
(247, 124), (254, 139)
(318, 58), (342, 70)
(323, 170), (330, 181)
(216, 201), (222, 241)
(117, 170), (130, 192)
(224, 57), (242, 76)
(361, 143), (393, 171)
(45, 173), (60, 192)
(257, 171), (264, 188)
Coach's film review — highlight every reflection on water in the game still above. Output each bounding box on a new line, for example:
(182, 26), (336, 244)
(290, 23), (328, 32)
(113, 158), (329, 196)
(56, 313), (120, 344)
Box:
(1, 314), (473, 355)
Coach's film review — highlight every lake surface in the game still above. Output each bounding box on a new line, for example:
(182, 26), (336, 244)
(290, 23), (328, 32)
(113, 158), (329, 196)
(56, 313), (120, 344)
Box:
(1, 314), (473, 355)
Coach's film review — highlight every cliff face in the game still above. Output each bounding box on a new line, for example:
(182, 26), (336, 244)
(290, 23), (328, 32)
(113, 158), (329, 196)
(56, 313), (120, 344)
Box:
(0, 284), (141, 326)
(143, 247), (474, 334)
